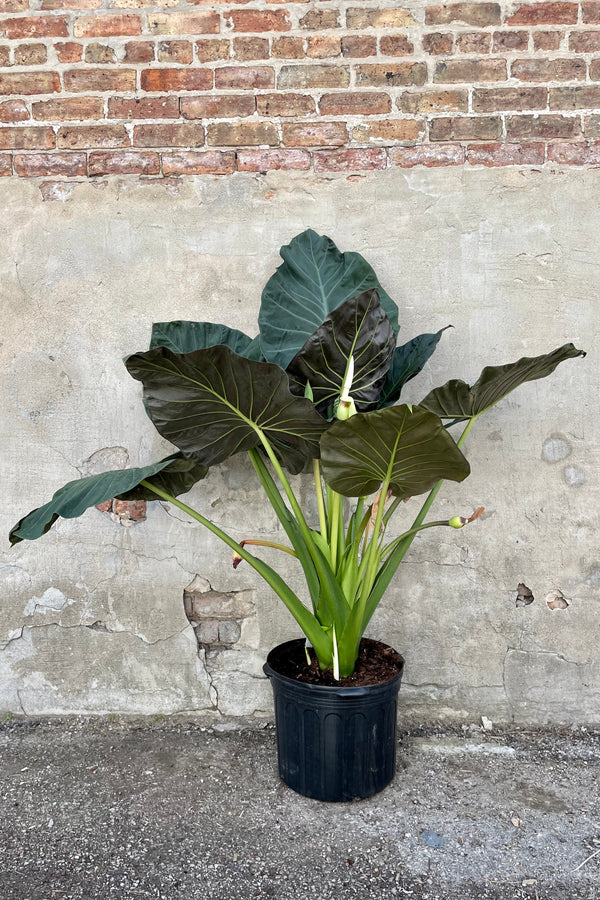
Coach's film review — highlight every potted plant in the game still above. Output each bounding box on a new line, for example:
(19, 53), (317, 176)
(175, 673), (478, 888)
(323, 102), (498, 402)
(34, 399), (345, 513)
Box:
(10, 229), (584, 802)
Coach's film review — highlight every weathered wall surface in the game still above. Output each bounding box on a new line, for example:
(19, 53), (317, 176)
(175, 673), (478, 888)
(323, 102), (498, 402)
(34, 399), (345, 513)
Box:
(1, 166), (597, 722)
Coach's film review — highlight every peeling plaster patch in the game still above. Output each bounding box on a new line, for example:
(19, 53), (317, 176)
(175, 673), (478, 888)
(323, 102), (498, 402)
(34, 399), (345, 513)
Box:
(564, 466), (586, 487)
(24, 587), (71, 617)
(0, 628), (23, 651)
(542, 435), (571, 464)
(40, 182), (77, 203)
(515, 583), (534, 608)
(80, 446), (129, 476)
(546, 589), (570, 611)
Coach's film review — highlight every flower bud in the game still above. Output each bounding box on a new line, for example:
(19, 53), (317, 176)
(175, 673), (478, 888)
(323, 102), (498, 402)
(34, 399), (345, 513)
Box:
(336, 397), (357, 421)
(448, 515), (467, 529)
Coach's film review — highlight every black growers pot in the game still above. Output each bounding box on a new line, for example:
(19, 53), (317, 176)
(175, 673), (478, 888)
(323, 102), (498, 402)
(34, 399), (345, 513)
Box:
(263, 638), (404, 803)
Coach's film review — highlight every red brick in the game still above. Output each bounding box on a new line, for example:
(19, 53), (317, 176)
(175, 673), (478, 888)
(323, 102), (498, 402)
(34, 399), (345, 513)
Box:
(278, 65), (350, 89)
(195, 39), (230, 62)
(0, 47), (10, 66)
(14, 44), (48, 65)
(206, 121), (278, 146)
(233, 37), (269, 60)
(473, 87), (547, 111)
(399, 89), (468, 113)
(215, 66), (274, 89)
(33, 97), (104, 120)
(257, 93), (315, 117)
(506, 2), (577, 25)
(282, 121), (347, 147)
(306, 36), (341, 58)
(55, 42), (83, 63)
(389, 144), (465, 166)
(341, 36), (376, 57)
(319, 91), (391, 116)
(109, 97), (179, 119)
(272, 37), (304, 58)
(590, 58), (600, 79)
(0, 72), (60, 95)
(0, 99), (29, 122)
(533, 31), (561, 50)
(158, 40), (193, 63)
(352, 119), (422, 142)
(550, 85), (600, 109)
(430, 116), (501, 141)
(42, 0), (100, 7)
(85, 44), (116, 64)
(162, 150), (236, 175)
(493, 31), (529, 52)
(346, 8), (415, 28)
(0, 0), (27, 10)
(0, 153), (11, 175)
(0, 126), (54, 150)
(74, 14), (141, 37)
(236, 148), (311, 171)
(434, 59), (506, 82)
(123, 41), (154, 63)
(422, 32), (453, 55)
(112, 499), (147, 520)
(133, 123), (206, 147)
(548, 141), (600, 163)
(355, 63), (428, 87)
(65, 69), (136, 92)
(569, 31), (600, 52)
(228, 9), (291, 31)
(0, 16), (68, 38)
(456, 32), (491, 53)
(425, 3), (501, 26)
(57, 124), (130, 149)
(506, 114), (580, 139)
(466, 142), (545, 166)
(512, 58), (585, 81)
(141, 69), (213, 92)
(14, 152), (86, 177)
(582, 2), (600, 23)
(314, 148), (387, 172)
(147, 12), (220, 35)
(299, 9), (338, 28)
(182, 95), (255, 118)
(89, 151), (160, 175)
(580, 112), (600, 134)
(379, 35), (414, 56)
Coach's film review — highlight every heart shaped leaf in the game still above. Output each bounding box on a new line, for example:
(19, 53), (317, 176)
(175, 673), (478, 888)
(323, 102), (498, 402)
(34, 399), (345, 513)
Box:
(149, 320), (263, 360)
(286, 290), (396, 415)
(125, 345), (328, 474)
(9, 454), (207, 545)
(320, 404), (470, 498)
(259, 229), (399, 369)
(420, 343), (586, 421)
(378, 326), (450, 408)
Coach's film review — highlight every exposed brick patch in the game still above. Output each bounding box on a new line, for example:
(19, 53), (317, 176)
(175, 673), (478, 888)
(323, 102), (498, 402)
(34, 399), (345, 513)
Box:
(89, 150), (160, 175)
(109, 96), (179, 119)
(0, 99), (29, 122)
(511, 59), (585, 82)
(466, 142), (545, 166)
(183, 95), (256, 119)
(314, 148), (387, 172)
(0, 125), (54, 149)
(506, 3), (578, 25)
(257, 93), (314, 117)
(319, 91), (391, 116)
(425, 3), (501, 26)
(353, 119), (422, 143)
(14, 152), (87, 176)
(548, 141), (600, 163)
(282, 121), (347, 148)
(133, 123), (206, 147)
(389, 144), (466, 167)
(399, 90), (469, 114)
(236, 148), (311, 171)
(57, 124), (130, 149)
(430, 116), (502, 141)
(506, 114), (581, 140)
(163, 150), (235, 175)
(472, 87), (548, 112)
(206, 121), (278, 146)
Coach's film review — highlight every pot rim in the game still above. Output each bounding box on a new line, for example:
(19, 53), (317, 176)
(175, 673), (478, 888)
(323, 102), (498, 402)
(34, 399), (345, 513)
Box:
(263, 637), (404, 695)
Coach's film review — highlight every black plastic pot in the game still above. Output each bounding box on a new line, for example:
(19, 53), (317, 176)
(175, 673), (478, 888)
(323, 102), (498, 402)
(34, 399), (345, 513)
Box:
(263, 638), (404, 803)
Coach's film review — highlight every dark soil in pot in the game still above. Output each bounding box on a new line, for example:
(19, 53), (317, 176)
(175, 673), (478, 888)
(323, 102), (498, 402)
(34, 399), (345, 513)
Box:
(270, 637), (404, 687)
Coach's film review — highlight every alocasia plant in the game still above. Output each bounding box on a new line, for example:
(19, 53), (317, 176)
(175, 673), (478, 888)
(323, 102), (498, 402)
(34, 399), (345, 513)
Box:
(9, 229), (585, 678)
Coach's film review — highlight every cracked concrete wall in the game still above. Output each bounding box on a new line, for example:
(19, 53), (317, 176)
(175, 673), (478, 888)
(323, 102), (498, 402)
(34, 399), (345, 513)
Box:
(1, 168), (597, 723)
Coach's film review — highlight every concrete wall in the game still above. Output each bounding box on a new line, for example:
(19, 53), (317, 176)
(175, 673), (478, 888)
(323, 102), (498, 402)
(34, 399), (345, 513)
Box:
(1, 166), (597, 723)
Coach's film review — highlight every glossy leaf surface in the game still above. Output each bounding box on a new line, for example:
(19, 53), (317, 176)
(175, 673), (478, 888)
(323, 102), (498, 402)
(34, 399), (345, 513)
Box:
(420, 343), (586, 420)
(149, 320), (263, 360)
(320, 404), (470, 499)
(286, 290), (396, 414)
(378, 327), (450, 408)
(125, 345), (328, 474)
(9, 454), (206, 545)
(259, 229), (399, 369)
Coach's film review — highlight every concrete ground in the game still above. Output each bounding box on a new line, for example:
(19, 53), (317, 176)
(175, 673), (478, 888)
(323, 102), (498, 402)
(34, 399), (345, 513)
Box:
(0, 718), (599, 900)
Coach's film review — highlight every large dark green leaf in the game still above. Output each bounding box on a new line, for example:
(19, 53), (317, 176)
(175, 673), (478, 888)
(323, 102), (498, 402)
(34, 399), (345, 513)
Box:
(378, 326), (450, 408)
(9, 454), (207, 545)
(320, 404), (470, 499)
(258, 229), (399, 369)
(286, 290), (396, 415)
(420, 343), (586, 421)
(125, 345), (328, 475)
(149, 321), (263, 360)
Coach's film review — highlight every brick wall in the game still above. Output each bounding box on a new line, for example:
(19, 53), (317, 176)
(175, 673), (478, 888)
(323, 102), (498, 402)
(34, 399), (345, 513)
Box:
(1, 1), (600, 177)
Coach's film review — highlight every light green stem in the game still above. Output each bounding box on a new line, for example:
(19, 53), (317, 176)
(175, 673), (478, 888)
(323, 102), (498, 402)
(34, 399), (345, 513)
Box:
(313, 459), (328, 540)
